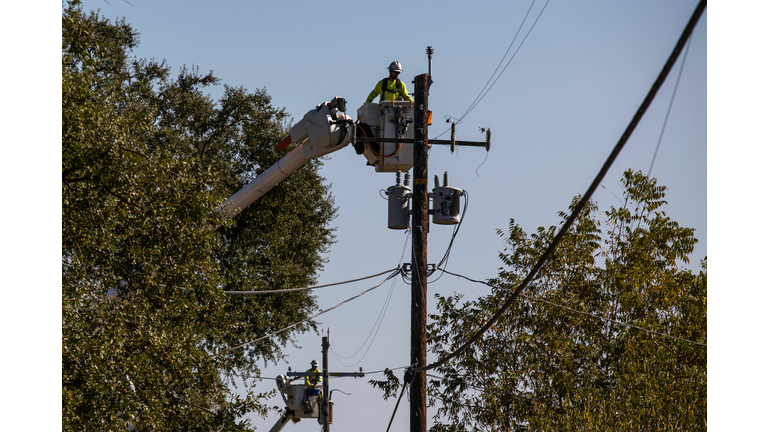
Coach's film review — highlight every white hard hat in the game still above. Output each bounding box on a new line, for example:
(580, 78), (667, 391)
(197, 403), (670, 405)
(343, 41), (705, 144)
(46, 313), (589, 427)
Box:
(388, 61), (403, 72)
(311, 360), (319, 367)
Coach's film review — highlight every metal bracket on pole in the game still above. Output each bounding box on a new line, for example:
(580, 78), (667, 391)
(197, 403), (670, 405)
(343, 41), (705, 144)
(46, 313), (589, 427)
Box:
(357, 137), (490, 149)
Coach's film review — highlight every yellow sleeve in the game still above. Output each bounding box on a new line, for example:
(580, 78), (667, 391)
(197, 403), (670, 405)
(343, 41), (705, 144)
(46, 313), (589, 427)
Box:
(366, 81), (383, 103)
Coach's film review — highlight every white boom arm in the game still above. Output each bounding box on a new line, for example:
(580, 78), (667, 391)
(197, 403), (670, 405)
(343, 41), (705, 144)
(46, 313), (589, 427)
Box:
(219, 97), (352, 220)
(268, 374), (329, 432)
(269, 409), (295, 432)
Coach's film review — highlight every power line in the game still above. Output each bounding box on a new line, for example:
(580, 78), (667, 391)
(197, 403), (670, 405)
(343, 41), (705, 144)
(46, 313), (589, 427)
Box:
(221, 268), (402, 354)
(432, 0), (549, 141)
(385, 382), (409, 432)
(399, 192), (469, 286)
(363, 365), (410, 375)
(522, 293), (707, 347)
(330, 231), (412, 366)
(437, 267), (706, 347)
(223, 268), (398, 295)
(330, 277), (399, 367)
(458, 0), (551, 123)
(459, 0), (538, 122)
(649, 36), (694, 176)
(385, 369), (417, 432)
(411, 0), (708, 374)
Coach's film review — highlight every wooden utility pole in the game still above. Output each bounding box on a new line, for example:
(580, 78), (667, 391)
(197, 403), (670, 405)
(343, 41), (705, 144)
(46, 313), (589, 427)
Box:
(322, 336), (330, 432)
(410, 73), (429, 432)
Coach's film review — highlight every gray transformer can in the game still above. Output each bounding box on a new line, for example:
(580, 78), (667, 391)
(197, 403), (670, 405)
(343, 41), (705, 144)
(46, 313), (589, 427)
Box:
(387, 174), (411, 230)
(432, 173), (462, 225)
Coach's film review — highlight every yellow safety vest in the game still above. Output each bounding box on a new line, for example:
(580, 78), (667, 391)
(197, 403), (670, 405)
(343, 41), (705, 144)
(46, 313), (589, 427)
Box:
(305, 368), (322, 386)
(366, 78), (413, 103)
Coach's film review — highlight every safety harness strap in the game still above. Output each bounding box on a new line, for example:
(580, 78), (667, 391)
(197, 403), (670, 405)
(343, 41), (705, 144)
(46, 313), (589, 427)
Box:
(379, 78), (404, 102)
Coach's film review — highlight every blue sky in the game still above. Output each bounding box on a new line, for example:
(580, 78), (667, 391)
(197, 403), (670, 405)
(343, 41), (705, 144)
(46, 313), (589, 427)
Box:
(11, 0), (767, 430)
(71, 1), (706, 430)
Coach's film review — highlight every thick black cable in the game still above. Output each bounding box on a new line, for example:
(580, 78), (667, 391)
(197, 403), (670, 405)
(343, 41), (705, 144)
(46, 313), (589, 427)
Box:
(385, 382), (409, 432)
(411, 0), (707, 374)
(428, 190), (470, 284)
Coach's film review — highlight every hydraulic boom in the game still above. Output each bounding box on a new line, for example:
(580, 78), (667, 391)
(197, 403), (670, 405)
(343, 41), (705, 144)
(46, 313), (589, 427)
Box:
(219, 97), (352, 220)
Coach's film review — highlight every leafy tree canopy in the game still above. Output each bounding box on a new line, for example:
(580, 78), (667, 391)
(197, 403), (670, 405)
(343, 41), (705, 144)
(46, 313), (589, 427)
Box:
(426, 170), (706, 431)
(62, 2), (336, 430)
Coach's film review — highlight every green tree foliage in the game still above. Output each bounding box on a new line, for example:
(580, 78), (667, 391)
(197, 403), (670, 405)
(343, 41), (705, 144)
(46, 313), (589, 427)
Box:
(62, 2), (335, 430)
(426, 170), (706, 431)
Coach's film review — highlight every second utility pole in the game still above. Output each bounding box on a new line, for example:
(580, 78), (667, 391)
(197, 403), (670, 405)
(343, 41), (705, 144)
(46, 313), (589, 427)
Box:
(410, 73), (429, 432)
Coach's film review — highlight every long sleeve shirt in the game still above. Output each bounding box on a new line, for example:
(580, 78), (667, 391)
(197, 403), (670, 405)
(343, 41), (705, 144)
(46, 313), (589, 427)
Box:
(305, 368), (322, 386)
(366, 78), (413, 103)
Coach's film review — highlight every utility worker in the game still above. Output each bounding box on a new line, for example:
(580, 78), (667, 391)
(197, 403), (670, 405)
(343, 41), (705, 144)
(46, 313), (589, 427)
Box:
(366, 61), (414, 103)
(303, 360), (322, 414)
(305, 359), (322, 387)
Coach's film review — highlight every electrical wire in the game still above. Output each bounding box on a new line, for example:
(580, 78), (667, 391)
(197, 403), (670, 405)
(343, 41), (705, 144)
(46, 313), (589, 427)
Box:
(521, 293), (707, 347)
(330, 277), (398, 367)
(330, 231), (411, 367)
(649, 36), (694, 176)
(432, 0), (546, 141)
(430, 190), (470, 283)
(437, 268), (706, 347)
(363, 365), (410, 375)
(385, 382), (409, 432)
(411, 0), (708, 374)
(385, 368), (417, 432)
(221, 268), (402, 354)
(460, 0), (551, 122)
(223, 268), (398, 295)
(399, 191), (468, 286)
(458, 0), (540, 122)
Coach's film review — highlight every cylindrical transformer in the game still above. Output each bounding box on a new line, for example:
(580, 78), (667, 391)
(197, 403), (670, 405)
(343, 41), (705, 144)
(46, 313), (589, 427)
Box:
(387, 182), (411, 230)
(432, 172), (462, 225)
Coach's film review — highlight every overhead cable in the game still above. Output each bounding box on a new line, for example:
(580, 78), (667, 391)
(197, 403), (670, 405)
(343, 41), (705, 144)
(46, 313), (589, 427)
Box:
(437, 268), (706, 347)
(411, 0), (707, 374)
(222, 268), (402, 354)
(523, 293), (707, 346)
(223, 268), (398, 295)
(649, 36), (694, 176)
(459, 0), (538, 121)
(400, 192), (469, 286)
(385, 370), (416, 432)
(458, 0), (551, 122)
(433, 0), (550, 141)
(331, 277), (398, 367)
(363, 365), (410, 375)
(330, 231), (411, 366)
